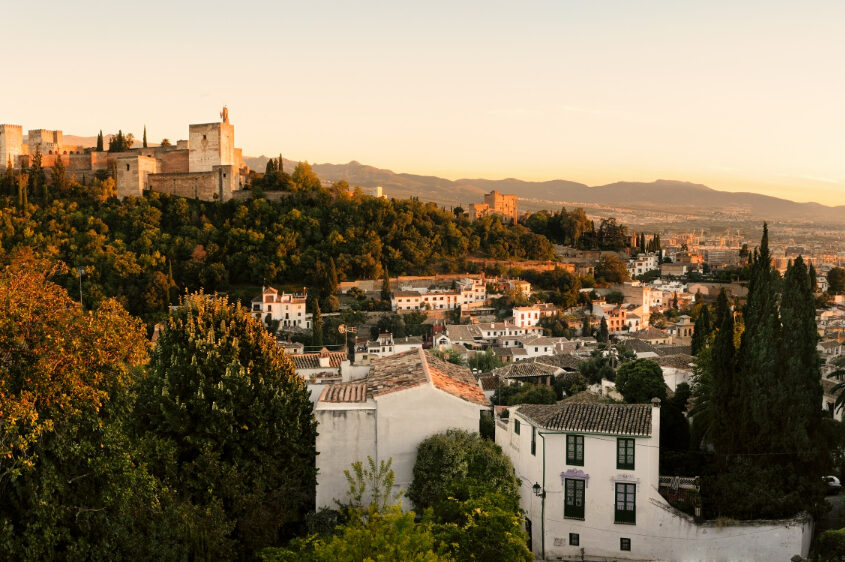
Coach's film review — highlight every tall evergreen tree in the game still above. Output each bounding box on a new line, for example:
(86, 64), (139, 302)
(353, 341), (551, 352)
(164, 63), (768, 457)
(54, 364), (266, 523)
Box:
(96, 130), (104, 151)
(808, 263), (818, 292)
(29, 150), (46, 203)
(278, 153), (284, 174)
(690, 304), (712, 356)
(381, 268), (392, 302)
(710, 289), (737, 456)
(598, 317), (609, 343)
(312, 299), (323, 346)
(52, 151), (66, 192)
(265, 158), (276, 174)
(142, 125), (148, 148)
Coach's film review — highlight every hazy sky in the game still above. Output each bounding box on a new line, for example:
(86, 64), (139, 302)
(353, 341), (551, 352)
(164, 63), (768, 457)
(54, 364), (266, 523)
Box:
(5, 1), (845, 205)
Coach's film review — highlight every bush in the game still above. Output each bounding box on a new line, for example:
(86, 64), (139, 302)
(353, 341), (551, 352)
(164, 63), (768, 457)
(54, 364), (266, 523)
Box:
(409, 429), (519, 512)
(815, 528), (845, 561)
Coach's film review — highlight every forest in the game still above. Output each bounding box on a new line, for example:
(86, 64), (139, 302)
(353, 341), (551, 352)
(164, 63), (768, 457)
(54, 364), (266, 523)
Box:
(0, 167), (555, 325)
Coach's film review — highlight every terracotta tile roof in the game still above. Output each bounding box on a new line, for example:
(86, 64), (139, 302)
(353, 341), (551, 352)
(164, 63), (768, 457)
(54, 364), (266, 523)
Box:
(655, 344), (692, 357)
(561, 390), (616, 404)
(320, 382), (368, 403)
(288, 350), (348, 370)
(425, 351), (490, 406)
(516, 402), (654, 436)
(631, 326), (671, 340)
(619, 339), (658, 354)
(318, 349), (489, 406)
(479, 374), (500, 391)
(532, 354), (582, 370)
(655, 354), (696, 370)
(494, 361), (560, 380)
(445, 324), (483, 342)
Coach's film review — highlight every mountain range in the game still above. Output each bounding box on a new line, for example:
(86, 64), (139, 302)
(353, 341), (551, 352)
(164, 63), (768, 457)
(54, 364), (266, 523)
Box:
(245, 156), (845, 224)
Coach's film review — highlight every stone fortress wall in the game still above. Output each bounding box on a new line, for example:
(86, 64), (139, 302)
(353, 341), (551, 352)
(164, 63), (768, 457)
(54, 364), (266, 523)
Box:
(1, 107), (248, 203)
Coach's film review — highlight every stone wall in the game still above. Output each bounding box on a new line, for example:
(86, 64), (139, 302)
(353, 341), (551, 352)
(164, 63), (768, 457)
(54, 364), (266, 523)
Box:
(146, 164), (238, 202)
(117, 155), (159, 199)
(0, 124), (23, 168)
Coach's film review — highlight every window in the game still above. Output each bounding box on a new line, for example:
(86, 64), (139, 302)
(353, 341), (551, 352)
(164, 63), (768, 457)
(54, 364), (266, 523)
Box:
(615, 483), (636, 524)
(566, 435), (584, 466)
(569, 533), (579, 546)
(564, 479), (585, 519)
(514, 419), (520, 435)
(530, 426), (536, 456)
(617, 438), (635, 470)
(620, 538), (631, 551)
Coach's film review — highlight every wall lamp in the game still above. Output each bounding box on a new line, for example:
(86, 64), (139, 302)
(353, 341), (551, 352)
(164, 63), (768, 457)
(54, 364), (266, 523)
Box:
(532, 482), (546, 498)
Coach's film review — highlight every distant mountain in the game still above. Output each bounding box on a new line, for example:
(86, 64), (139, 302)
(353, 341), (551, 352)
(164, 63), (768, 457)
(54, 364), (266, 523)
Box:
(244, 157), (844, 223)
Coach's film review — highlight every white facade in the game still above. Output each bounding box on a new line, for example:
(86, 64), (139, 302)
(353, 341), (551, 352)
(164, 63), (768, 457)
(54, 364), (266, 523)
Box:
(496, 401), (811, 561)
(391, 278), (487, 312)
(627, 253), (659, 277)
(315, 350), (490, 510)
(251, 286), (312, 329)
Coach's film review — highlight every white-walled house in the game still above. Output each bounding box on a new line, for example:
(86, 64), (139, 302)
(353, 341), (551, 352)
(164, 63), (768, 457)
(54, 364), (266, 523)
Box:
(250, 286), (312, 330)
(358, 333), (424, 363)
(513, 304), (558, 327)
(314, 349), (490, 510)
(496, 400), (812, 560)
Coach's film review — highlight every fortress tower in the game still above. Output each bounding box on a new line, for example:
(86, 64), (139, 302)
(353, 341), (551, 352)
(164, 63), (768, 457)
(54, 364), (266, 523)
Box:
(188, 107), (235, 172)
(0, 124), (23, 168)
(27, 129), (63, 155)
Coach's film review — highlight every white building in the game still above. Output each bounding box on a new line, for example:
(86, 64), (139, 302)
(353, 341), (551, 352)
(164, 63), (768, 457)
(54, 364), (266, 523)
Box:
(496, 400), (811, 560)
(513, 303), (558, 327)
(391, 278), (488, 312)
(626, 253), (659, 278)
(314, 349), (490, 510)
(251, 286), (312, 330)
(358, 333), (424, 363)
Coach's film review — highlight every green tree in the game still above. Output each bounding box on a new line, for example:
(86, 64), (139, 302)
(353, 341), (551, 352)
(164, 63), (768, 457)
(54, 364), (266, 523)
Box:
(505, 384), (557, 405)
(598, 316), (609, 343)
(690, 304), (712, 356)
(468, 349), (503, 372)
(594, 254), (630, 283)
(829, 267), (845, 294)
(312, 298), (323, 346)
(96, 129), (104, 151)
(291, 161), (322, 191)
(553, 372), (588, 399)
(409, 429), (519, 512)
(615, 359), (666, 403)
(381, 268), (392, 302)
(133, 292), (317, 555)
(52, 150), (67, 192)
(143, 125), (148, 148)
(0, 256), (184, 559)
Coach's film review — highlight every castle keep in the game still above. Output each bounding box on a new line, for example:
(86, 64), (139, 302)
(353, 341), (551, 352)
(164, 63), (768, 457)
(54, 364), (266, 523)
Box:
(0, 108), (248, 202)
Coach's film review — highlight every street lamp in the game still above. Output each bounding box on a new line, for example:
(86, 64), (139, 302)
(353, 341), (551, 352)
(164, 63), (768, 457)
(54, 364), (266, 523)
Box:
(532, 482), (546, 498)
(76, 267), (86, 310)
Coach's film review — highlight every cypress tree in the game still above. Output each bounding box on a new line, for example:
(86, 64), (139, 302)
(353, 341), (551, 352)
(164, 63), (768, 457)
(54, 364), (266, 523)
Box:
(96, 130), (104, 152)
(278, 153), (284, 174)
(710, 289), (736, 456)
(142, 125), (147, 148)
(691, 304), (712, 356)
(328, 258), (339, 296)
(809, 263), (818, 292)
(265, 158), (276, 174)
(381, 268), (392, 302)
(312, 299), (323, 346)
(598, 317), (609, 343)
(582, 315), (591, 337)
(52, 151), (66, 192)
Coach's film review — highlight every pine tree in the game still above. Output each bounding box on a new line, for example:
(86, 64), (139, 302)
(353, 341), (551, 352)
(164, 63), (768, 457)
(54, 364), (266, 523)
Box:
(96, 130), (104, 152)
(16, 172), (28, 209)
(690, 304), (712, 356)
(328, 258), (339, 296)
(29, 149), (46, 203)
(278, 153), (284, 174)
(582, 315), (591, 337)
(142, 125), (147, 148)
(809, 263), (818, 292)
(312, 299), (323, 346)
(265, 158), (276, 174)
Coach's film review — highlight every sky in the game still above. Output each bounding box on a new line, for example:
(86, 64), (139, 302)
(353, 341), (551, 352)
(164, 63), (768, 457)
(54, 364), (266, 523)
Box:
(4, 1), (845, 206)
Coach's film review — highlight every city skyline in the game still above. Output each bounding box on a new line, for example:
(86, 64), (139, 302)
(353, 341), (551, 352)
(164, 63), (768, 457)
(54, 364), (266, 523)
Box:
(5, 0), (845, 206)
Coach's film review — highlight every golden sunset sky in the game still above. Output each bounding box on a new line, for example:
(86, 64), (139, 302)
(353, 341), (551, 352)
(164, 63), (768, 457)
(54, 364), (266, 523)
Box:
(5, 1), (844, 205)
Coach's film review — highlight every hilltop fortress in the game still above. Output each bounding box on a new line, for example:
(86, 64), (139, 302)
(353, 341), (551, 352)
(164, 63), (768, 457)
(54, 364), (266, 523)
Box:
(0, 108), (248, 202)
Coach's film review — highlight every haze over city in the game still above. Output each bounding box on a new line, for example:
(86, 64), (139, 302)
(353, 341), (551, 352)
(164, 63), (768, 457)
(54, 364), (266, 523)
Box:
(5, 0), (845, 205)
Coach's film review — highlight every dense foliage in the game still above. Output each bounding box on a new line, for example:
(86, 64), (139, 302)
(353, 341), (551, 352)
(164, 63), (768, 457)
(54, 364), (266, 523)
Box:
(0, 174), (555, 325)
(133, 292), (317, 556)
(694, 225), (828, 519)
(408, 430), (520, 512)
(615, 359), (667, 404)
